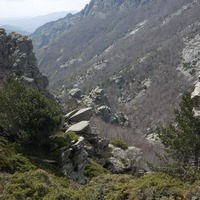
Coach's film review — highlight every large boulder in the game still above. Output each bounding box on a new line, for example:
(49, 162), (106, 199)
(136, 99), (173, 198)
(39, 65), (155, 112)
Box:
(96, 105), (112, 122)
(69, 107), (92, 122)
(66, 121), (90, 134)
(69, 88), (82, 99)
(106, 146), (143, 174)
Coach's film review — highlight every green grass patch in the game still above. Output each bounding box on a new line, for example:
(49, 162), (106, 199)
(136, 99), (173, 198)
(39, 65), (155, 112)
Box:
(110, 139), (128, 150)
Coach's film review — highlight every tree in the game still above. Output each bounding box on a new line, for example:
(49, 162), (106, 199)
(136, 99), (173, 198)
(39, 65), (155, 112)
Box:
(159, 92), (200, 169)
(0, 81), (62, 145)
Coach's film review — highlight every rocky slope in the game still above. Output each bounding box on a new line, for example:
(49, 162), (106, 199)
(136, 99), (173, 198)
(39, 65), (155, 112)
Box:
(31, 0), (200, 134)
(0, 28), (51, 97)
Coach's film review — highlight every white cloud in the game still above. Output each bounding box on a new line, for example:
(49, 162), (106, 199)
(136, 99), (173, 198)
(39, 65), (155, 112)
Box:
(0, 0), (90, 18)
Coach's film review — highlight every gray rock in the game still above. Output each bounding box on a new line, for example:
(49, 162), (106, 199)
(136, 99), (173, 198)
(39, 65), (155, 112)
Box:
(114, 112), (129, 127)
(69, 107), (92, 122)
(0, 29), (52, 98)
(64, 109), (79, 120)
(107, 157), (125, 173)
(66, 121), (90, 133)
(191, 77), (200, 117)
(96, 105), (112, 122)
(106, 146), (143, 174)
(69, 88), (82, 99)
(60, 136), (88, 183)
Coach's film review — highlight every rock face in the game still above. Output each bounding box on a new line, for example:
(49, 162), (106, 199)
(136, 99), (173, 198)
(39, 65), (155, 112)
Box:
(0, 28), (50, 97)
(61, 136), (88, 183)
(191, 77), (200, 117)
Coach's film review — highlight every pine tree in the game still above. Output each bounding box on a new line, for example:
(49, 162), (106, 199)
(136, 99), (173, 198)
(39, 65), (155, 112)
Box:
(159, 92), (200, 169)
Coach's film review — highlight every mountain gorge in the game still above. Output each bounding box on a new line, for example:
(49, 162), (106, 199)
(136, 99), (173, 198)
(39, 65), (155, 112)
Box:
(1, 0), (200, 199)
(31, 0), (200, 134)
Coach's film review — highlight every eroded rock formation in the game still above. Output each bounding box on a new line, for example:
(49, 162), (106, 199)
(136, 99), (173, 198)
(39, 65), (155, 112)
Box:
(0, 28), (50, 97)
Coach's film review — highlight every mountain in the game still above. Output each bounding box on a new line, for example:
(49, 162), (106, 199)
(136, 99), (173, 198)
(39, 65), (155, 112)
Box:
(0, 11), (77, 33)
(31, 0), (200, 134)
(0, 24), (30, 35)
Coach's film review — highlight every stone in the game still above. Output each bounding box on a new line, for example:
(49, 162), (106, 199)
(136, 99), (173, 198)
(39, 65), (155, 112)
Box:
(96, 105), (112, 122)
(69, 88), (82, 99)
(69, 107), (92, 122)
(60, 136), (88, 183)
(105, 146), (143, 174)
(66, 121), (90, 133)
(64, 109), (79, 120)
(61, 148), (88, 183)
(107, 157), (125, 173)
(114, 112), (129, 127)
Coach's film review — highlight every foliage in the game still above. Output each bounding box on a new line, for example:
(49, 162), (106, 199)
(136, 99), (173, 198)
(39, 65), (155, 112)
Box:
(110, 139), (128, 150)
(80, 172), (189, 200)
(0, 169), (80, 200)
(158, 92), (200, 169)
(0, 136), (35, 173)
(0, 81), (62, 145)
(51, 131), (79, 150)
(83, 159), (109, 179)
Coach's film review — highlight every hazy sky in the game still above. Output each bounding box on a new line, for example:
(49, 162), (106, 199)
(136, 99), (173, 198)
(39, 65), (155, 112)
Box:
(0, 0), (91, 19)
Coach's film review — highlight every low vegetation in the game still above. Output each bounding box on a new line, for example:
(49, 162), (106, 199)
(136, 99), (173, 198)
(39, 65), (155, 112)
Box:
(83, 159), (109, 179)
(0, 81), (62, 145)
(0, 81), (199, 199)
(110, 139), (128, 150)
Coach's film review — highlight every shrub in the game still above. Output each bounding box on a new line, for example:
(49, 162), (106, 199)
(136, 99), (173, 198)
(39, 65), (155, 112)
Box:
(83, 159), (109, 179)
(110, 139), (128, 150)
(81, 172), (188, 200)
(0, 136), (35, 173)
(1, 169), (80, 200)
(51, 131), (79, 150)
(0, 81), (62, 145)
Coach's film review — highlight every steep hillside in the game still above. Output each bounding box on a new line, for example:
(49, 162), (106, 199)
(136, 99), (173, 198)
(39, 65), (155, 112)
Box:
(31, 0), (200, 134)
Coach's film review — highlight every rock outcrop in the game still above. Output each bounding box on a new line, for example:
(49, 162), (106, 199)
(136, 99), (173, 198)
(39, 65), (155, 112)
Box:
(191, 76), (200, 117)
(0, 28), (51, 97)
(67, 86), (130, 126)
(106, 145), (144, 174)
(60, 136), (88, 183)
(60, 107), (144, 182)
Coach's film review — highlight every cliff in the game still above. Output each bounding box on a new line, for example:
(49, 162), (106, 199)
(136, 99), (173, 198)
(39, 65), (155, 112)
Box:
(0, 28), (51, 97)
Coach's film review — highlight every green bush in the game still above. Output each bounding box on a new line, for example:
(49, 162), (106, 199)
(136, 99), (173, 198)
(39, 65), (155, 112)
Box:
(51, 131), (79, 150)
(0, 136), (35, 173)
(110, 139), (128, 150)
(83, 159), (109, 179)
(1, 169), (80, 200)
(81, 172), (188, 200)
(0, 81), (62, 145)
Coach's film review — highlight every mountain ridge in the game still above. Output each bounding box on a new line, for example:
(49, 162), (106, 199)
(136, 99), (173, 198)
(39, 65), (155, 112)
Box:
(31, 0), (200, 134)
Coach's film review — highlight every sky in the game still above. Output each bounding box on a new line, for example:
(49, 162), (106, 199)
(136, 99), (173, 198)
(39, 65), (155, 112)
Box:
(0, 0), (91, 19)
